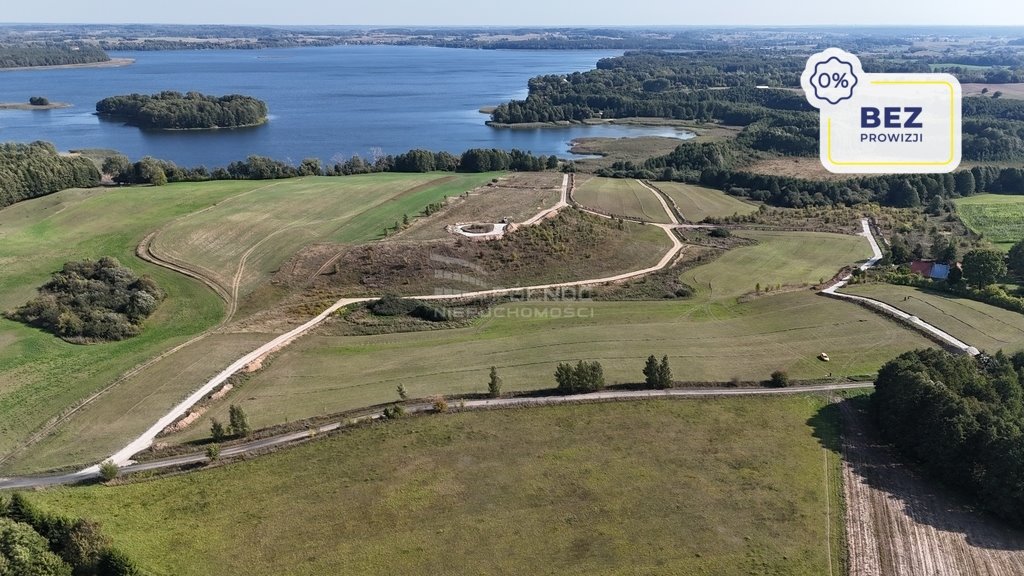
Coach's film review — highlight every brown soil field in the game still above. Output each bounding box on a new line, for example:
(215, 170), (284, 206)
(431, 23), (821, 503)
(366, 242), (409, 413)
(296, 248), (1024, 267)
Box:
(962, 84), (1024, 100)
(839, 399), (1024, 576)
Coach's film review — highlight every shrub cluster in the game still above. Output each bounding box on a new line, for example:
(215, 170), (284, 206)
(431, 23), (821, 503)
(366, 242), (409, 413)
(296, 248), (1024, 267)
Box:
(555, 360), (605, 393)
(6, 257), (165, 343)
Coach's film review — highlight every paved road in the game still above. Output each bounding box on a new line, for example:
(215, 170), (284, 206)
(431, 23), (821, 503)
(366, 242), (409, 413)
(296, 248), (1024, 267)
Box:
(0, 382), (872, 489)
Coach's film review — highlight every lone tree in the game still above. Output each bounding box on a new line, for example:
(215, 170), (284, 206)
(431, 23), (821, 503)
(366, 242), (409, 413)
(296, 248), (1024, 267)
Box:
(962, 249), (1007, 288)
(488, 366), (502, 398)
(228, 404), (250, 437)
(28, 96), (49, 106)
(206, 444), (221, 461)
(210, 418), (226, 442)
(397, 384), (409, 401)
(659, 355), (673, 388)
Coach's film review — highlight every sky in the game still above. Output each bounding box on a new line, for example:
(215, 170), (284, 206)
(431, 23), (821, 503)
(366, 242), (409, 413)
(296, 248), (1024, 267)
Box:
(2, 0), (1023, 27)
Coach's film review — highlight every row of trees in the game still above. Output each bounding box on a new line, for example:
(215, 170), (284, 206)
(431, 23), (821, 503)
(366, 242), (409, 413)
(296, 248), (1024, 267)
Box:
(0, 43), (109, 68)
(5, 258), (165, 343)
(0, 493), (141, 575)
(0, 142), (101, 208)
(96, 91), (268, 130)
(873, 349), (1024, 526)
(100, 147), (561, 186)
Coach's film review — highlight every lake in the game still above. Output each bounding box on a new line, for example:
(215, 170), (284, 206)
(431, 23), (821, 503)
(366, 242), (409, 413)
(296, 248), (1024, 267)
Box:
(0, 46), (692, 167)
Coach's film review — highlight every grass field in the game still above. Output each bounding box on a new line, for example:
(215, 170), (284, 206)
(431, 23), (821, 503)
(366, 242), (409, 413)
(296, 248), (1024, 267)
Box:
(31, 397), (846, 576)
(0, 185), (249, 465)
(954, 194), (1024, 250)
(151, 173), (500, 298)
(573, 177), (672, 223)
(842, 283), (1024, 353)
(0, 174), (500, 474)
(680, 230), (872, 302)
(166, 289), (930, 442)
(654, 182), (758, 222)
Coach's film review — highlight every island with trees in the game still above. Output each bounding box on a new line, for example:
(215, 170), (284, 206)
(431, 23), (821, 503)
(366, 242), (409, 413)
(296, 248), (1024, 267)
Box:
(0, 42), (110, 69)
(95, 91), (269, 130)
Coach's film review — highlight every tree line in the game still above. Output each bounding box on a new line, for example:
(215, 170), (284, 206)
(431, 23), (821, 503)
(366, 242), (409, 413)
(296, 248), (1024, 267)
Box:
(873, 349), (1024, 527)
(96, 91), (268, 130)
(0, 493), (142, 575)
(101, 147), (561, 186)
(0, 142), (101, 209)
(0, 43), (109, 68)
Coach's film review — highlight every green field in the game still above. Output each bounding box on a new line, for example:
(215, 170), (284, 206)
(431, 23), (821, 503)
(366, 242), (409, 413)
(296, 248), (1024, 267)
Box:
(681, 230), (872, 302)
(152, 173), (499, 298)
(0, 185), (246, 465)
(574, 177), (672, 223)
(655, 182), (758, 222)
(842, 283), (1024, 353)
(0, 174), (498, 474)
(168, 290), (929, 442)
(954, 194), (1024, 250)
(31, 397), (846, 576)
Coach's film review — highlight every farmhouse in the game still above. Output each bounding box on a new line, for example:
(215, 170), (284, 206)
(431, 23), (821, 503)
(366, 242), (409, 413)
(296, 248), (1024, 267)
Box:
(909, 260), (959, 280)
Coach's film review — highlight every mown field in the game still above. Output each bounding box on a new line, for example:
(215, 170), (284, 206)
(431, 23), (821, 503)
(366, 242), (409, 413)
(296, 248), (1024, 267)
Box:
(954, 194), (1024, 251)
(654, 182), (758, 222)
(0, 174), (500, 474)
(151, 173), (500, 298)
(680, 230), (871, 302)
(31, 397), (846, 576)
(0, 185), (245, 466)
(573, 177), (672, 223)
(842, 283), (1024, 353)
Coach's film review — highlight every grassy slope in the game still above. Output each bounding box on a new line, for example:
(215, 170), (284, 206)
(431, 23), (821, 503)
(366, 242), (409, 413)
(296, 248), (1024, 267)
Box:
(656, 182), (758, 222)
(681, 230), (871, 302)
(954, 194), (1024, 251)
(152, 173), (500, 297)
(1, 174), (499, 474)
(574, 177), (672, 223)
(843, 283), (1024, 353)
(31, 397), (846, 576)
(0, 184), (252, 461)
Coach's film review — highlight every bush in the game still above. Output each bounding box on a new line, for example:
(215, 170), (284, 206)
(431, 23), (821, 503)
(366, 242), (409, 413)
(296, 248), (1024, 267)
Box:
(29, 96), (50, 106)
(96, 548), (143, 576)
(98, 461), (119, 482)
(555, 360), (605, 394)
(709, 227), (732, 238)
(369, 295), (419, 316)
(767, 370), (789, 388)
(431, 396), (449, 412)
(382, 404), (405, 420)
(5, 258), (164, 343)
(206, 444), (221, 461)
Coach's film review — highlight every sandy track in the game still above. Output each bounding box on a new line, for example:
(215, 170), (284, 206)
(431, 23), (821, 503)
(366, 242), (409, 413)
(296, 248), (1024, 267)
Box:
(840, 400), (1024, 575)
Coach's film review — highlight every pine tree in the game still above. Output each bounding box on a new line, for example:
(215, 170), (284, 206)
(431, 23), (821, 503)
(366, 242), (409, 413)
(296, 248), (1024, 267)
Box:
(210, 418), (226, 442)
(228, 404), (250, 437)
(658, 355), (672, 389)
(488, 366), (502, 398)
(643, 355), (660, 388)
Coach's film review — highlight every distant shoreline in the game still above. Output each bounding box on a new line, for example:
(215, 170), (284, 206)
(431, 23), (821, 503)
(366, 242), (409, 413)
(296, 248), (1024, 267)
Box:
(0, 58), (135, 73)
(0, 102), (72, 111)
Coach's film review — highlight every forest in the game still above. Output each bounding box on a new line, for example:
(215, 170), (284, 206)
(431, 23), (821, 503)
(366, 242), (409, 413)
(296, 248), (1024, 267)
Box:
(0, 142), (101, 209)
(491, 51), (1024, 166)
(873, 349), (1024, 527)
(6, 258), (166, 343)
(0, 43), (109, 68)
(95, 91), (268, 130)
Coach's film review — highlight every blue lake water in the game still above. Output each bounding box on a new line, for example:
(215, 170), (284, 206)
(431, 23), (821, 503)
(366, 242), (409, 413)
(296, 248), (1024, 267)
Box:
(0, 46), (691, 167)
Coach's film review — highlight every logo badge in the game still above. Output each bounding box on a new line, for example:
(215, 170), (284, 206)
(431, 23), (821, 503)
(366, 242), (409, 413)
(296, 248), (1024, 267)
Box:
(801, 48), (961, 174)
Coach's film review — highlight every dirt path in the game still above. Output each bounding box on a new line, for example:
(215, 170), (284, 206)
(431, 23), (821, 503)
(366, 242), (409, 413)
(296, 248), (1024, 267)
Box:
(637, 179), (680, 225)
(840, 399), (1024, 575)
